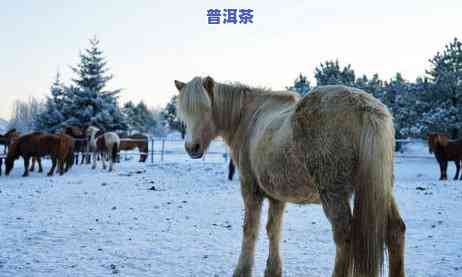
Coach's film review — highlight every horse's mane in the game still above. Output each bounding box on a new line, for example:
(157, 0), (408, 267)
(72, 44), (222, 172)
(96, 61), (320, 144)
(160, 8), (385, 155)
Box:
(178, 77), (298, 129)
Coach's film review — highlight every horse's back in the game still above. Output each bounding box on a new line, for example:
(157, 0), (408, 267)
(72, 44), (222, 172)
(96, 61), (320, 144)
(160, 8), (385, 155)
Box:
(248, 85), (391, 203)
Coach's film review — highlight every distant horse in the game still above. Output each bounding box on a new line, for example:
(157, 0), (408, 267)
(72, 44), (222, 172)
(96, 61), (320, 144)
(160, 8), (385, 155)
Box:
(5, 132), (74, 176)
(119, 134), (149, 162)
(64, 126), (89, 164)
(175, 77), (405, 277)
(87, 126), (120, 171)
(427, 132), (462, 180)
(0, 129), (20, 176)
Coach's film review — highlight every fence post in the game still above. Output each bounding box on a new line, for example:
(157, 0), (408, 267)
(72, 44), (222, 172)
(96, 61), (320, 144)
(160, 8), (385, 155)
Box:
(151, 137), (154, 164)
(161, 139), (165, 162)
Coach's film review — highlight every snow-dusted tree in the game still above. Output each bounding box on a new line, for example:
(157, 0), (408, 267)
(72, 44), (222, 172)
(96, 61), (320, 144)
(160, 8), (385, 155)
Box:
(314, 60), (355, 86)
(354, 73), (385, 101)
(161, 95), (185, 138)
(423, 37), (462, 138)
(287, 73), (311, 96)
(72, 37), (113, 93)
(123, 100), (157, 134)
(35, 72), (66, 131)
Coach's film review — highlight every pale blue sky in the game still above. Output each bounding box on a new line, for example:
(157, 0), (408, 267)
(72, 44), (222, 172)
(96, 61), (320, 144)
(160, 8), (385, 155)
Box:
(1, 0), (461, 119)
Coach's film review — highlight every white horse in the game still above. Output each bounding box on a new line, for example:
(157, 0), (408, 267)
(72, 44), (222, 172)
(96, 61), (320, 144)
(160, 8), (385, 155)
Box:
(86, 126), (120, 172)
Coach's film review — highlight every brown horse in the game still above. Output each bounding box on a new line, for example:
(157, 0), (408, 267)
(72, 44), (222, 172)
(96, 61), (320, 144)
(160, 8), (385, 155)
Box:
(0, 128), (20, 154)
(5, 132), (74, 176)
(64, 126), (90, 164)
(1, 129), (21, 176)
(427, 132), (462, 180)
(176, 77), (405, 277)
(119, 134), (149, 162)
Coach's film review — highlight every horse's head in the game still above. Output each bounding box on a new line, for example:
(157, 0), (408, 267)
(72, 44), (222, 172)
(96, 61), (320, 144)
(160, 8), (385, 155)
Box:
(65, 126), (83, 137)
(4, 129), (20, 142)
(86, 126), (100, 138)
(175, 76), (218, 159)
(5, 141), (19, 175)
(427, 132), (448, 153)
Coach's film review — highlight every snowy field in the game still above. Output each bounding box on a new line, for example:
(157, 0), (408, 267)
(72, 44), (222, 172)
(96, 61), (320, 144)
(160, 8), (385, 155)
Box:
(1, 141), (462, 277)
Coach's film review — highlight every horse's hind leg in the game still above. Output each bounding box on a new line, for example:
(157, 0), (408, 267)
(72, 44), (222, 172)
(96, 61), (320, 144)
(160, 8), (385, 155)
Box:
(320, 193), (352, 277)
(23, 156), (30, 177)
(442, 160), (448, 180)
(29, 157), (35, 172)
(233, 179), (263, 277)
(102, 152), (107, 170)
(37, 157), (43, 173)
(264, 198), (286, 277)
(454, 160), (460, 180)
(386, 196), (406, 277)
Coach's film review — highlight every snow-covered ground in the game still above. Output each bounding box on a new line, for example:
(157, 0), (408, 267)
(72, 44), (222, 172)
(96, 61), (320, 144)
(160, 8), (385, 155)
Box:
(1, 141), (461, 277)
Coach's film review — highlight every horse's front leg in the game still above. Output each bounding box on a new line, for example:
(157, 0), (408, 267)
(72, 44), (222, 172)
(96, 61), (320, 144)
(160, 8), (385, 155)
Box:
(264, 198), (286, 277)
(321, 193), (352, 277)
(47, 157), (57, 176)
(454, 160), (460, 180)
(22, 156), (30, 177)
(233, 179), (264, 277)
(92, 151), (97, 169)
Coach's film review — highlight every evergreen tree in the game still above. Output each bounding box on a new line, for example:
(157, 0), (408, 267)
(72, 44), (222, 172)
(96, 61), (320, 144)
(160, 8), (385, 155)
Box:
(35, 72), (66, 131)
(123, 100), (157, 133)
(162, 95), (185, 138)
(314, 60), (355, 86)
(72, 37), (113, 93)
(424, 37), (462, 138)
(287, 73), (311, 96)
(37, 37), (127, 131)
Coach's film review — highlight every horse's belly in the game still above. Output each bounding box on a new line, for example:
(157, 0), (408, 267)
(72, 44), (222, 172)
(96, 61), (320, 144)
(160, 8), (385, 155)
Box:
(254, 144), (320, 204)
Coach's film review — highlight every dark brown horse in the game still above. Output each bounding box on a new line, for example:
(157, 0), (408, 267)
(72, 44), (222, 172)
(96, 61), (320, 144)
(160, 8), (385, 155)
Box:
(427, 132), (462, 180)
(5, 132), (74, 177)
(1, 129), (21, 176)
(0, 128), (20, 154)
(64, 126), (90, 164)
(119, 134), (149, 162)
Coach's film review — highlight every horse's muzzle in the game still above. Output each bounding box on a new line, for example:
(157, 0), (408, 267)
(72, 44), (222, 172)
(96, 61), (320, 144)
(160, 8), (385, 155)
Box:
(186, 143), (203, 159)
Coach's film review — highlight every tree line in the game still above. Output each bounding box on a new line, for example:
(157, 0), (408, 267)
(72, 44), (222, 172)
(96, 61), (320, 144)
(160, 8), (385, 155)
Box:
(7, 37), (462, 139)
(288, 38), (462, 139)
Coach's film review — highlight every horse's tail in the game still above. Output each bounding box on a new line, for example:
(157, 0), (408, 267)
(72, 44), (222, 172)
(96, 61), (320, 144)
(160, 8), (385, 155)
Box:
(112, 142), (119, 163)
(351, 110), (394, 277)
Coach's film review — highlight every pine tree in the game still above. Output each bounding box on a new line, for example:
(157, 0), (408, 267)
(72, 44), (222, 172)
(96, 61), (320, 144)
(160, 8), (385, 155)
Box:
(314, 60), (355, 86)
(72, 37), (113, 93)
(35, 72), (66, 131)
(287, 73), (311, 96)
(162, 95), (185, 138)
(425, 37), (462, 138)
(36, 38), (127, 131)
(123, 101), (157, 133)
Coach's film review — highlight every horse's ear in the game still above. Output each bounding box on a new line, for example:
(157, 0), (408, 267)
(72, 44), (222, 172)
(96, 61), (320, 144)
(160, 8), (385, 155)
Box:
(203, 76), (215, 101)
(174, 80), (186, 91)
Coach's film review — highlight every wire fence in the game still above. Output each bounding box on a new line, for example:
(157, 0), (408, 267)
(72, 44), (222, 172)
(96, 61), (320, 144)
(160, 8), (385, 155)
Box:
(119, 137), (230, 164)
